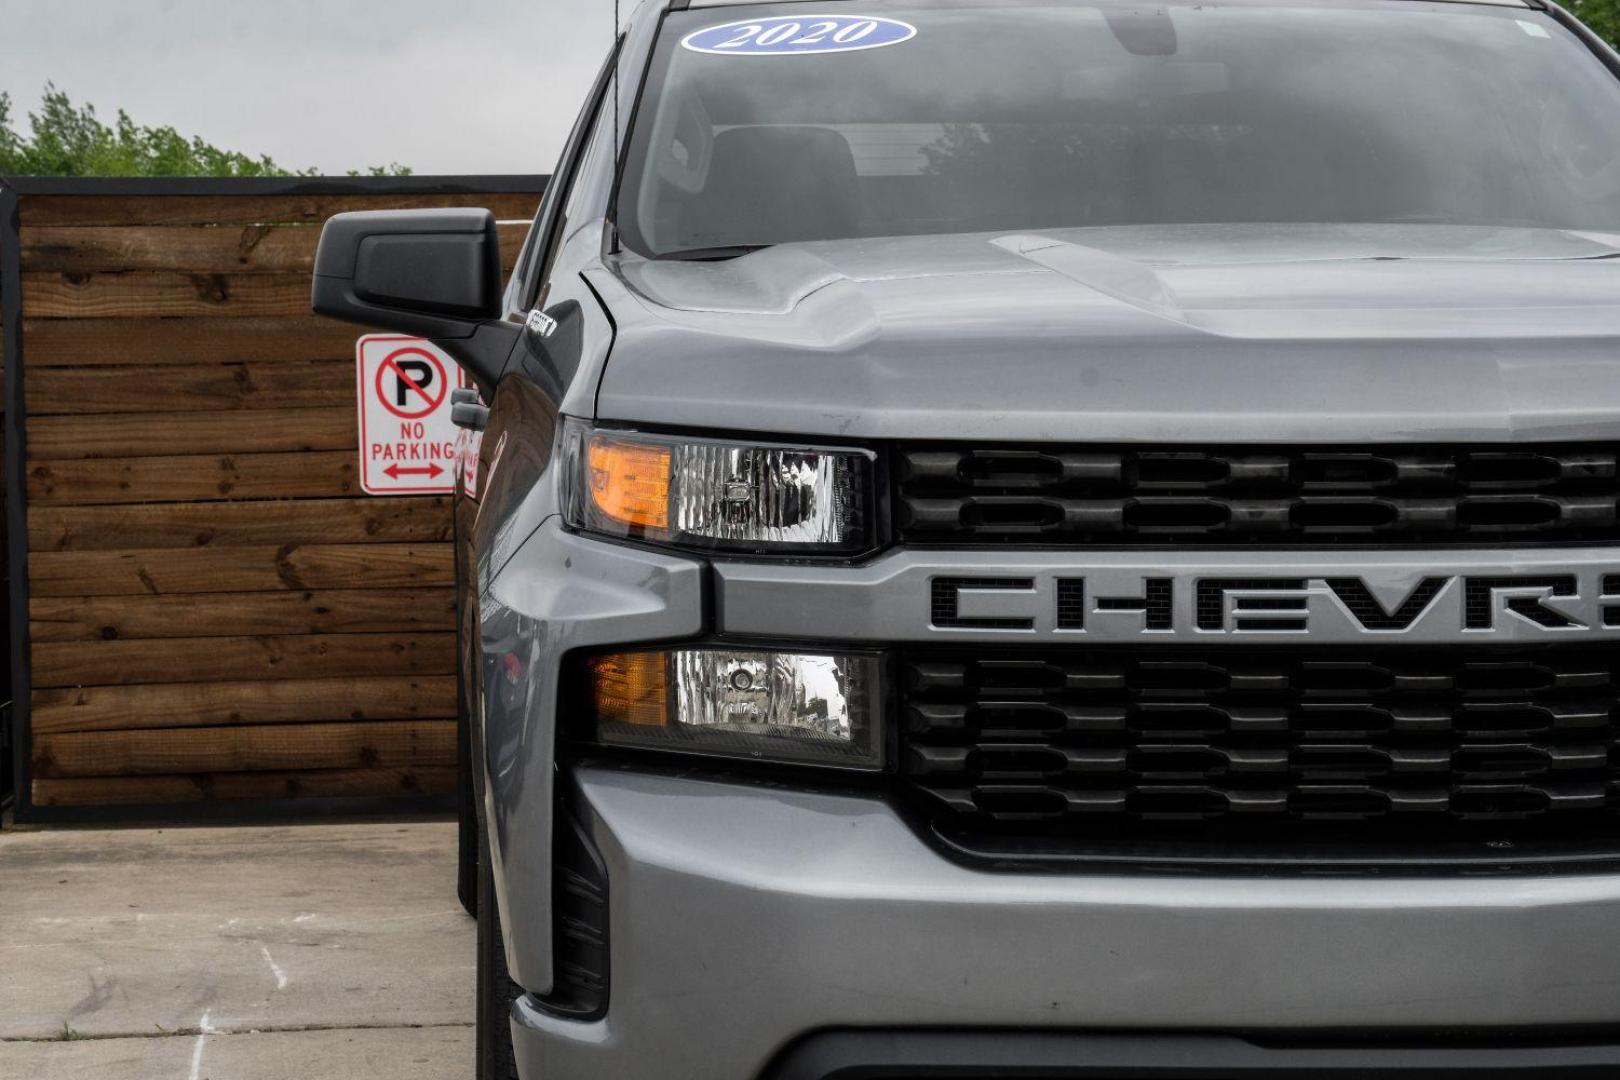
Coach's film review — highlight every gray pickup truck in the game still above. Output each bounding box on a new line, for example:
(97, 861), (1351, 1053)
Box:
(312, 0), (1620, 1076)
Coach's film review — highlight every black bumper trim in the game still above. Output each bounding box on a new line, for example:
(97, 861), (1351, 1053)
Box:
(762, 1031), (1620, 1078)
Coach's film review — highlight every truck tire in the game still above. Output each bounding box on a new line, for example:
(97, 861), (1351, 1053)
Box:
(476, 825), (521, 1080)
(457, 718), (478, 917)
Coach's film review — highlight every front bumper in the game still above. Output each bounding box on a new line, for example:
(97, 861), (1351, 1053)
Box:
(513, 765), (1620, 1080)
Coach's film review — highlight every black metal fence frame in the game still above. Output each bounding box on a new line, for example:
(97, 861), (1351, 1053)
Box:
(0, 174), (546, 826)
(1, 180), (18, 821)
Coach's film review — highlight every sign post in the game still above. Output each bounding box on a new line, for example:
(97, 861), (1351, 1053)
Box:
(356, 335), (465, 495)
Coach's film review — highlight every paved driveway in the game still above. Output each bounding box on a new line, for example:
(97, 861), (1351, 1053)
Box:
(0, 819), (473, 1079)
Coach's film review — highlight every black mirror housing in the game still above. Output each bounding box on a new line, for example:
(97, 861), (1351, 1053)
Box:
(312, 208), (518, 389)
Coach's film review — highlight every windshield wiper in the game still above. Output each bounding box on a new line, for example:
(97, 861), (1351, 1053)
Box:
(651, 244), (774, 262)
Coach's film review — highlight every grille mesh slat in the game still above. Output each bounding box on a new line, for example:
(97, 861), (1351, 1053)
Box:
(901, 647), (1620, 839)
(896, 444), (1620, 545)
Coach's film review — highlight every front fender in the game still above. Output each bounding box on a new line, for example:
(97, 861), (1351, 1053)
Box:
(477, 519), (704, 992)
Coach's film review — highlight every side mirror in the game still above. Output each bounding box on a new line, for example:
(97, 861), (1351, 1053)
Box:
(312, 208), (519, 389)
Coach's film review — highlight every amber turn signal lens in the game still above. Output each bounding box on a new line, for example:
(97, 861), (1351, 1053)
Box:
(587, 437), (671, 530)
(588, 652), (668, 727)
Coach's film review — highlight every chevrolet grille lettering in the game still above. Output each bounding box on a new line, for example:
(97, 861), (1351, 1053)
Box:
(927, 573), (1619, 636)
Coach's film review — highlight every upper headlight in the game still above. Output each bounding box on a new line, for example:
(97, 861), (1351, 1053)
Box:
(560, 419), (875, 555)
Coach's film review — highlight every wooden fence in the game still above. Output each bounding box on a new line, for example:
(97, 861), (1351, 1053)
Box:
(0, 177), (544, 819)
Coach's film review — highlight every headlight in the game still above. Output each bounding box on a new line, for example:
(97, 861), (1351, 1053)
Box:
(580, 647), (884, 769)
(560, 420), (875, 554)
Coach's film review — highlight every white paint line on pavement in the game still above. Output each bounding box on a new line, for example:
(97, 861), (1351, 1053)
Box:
(186, 1010), (214, 1080)
(366, 909), (464, 924)
(260, 945), (289, 990)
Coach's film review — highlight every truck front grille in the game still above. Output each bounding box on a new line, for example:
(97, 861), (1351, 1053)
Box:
(894, 443), (1620, 546)
(900, 645), (1620, 854)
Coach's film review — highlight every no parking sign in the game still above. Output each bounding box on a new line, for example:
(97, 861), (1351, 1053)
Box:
(356, 335), (466, 495)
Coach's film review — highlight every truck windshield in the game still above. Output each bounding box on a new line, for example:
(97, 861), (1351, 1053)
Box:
(616, 0), (1620, 258)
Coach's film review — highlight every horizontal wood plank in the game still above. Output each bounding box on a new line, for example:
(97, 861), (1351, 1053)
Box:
(28, 450), (359, 504)
(28, 360), (353, 415)
(24, 224), (321, 274)
(30, 497), (451, 551)
(24, 315), (359, 366)
(33, 632), (454, 687)
(20, 191), (541, 227)
(24, 271), (316, 319)
(29, 543), (453, 595)
(21, 222), (529, 273)
(28, 407), (357, 459)
(32, 720), (456, 777)
(31, 587), (455, 641)
(32, 674), (456, 734)
(32, 766), (456, 806)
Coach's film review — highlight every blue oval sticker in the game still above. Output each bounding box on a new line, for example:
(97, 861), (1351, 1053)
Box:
(682, 15), (917, 57)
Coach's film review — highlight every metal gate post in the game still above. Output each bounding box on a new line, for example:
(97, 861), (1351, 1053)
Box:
(0, 179), (30, 824)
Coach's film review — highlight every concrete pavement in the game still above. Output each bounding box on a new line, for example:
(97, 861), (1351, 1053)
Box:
(0, 819), (474, 1079)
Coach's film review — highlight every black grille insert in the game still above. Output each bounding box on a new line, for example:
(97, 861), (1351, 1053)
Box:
(900, 646), (1620, 856)
(895, 444), (1620, 545)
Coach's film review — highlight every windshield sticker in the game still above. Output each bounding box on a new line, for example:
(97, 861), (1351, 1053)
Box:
(682, 15), (917, 57)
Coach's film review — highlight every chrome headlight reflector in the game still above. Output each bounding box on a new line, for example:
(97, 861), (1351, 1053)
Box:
(583, 647), (884, 769)
(561, 420), (874, 554)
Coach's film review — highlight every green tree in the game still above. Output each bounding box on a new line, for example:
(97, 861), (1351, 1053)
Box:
(1571, 0), (1620, 49)
(0, 86), (408, 177)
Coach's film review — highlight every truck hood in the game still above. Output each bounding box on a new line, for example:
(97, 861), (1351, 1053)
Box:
(591, 223), (1620, 443)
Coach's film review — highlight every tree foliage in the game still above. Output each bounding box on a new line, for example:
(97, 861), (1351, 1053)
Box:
(0, 86), (409, 177)
(1570, 0), (1620, 50)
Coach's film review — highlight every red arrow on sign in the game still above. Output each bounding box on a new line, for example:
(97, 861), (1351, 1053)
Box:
(384, 463), (445, 480)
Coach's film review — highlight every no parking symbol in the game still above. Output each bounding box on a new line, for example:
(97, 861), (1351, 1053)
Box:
(356, 335), (466, 494)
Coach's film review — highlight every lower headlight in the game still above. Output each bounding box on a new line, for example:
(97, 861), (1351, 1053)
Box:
(581, 647), (884, 769)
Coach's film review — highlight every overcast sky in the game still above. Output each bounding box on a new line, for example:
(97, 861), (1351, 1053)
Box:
(0, 0), (615, 175)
